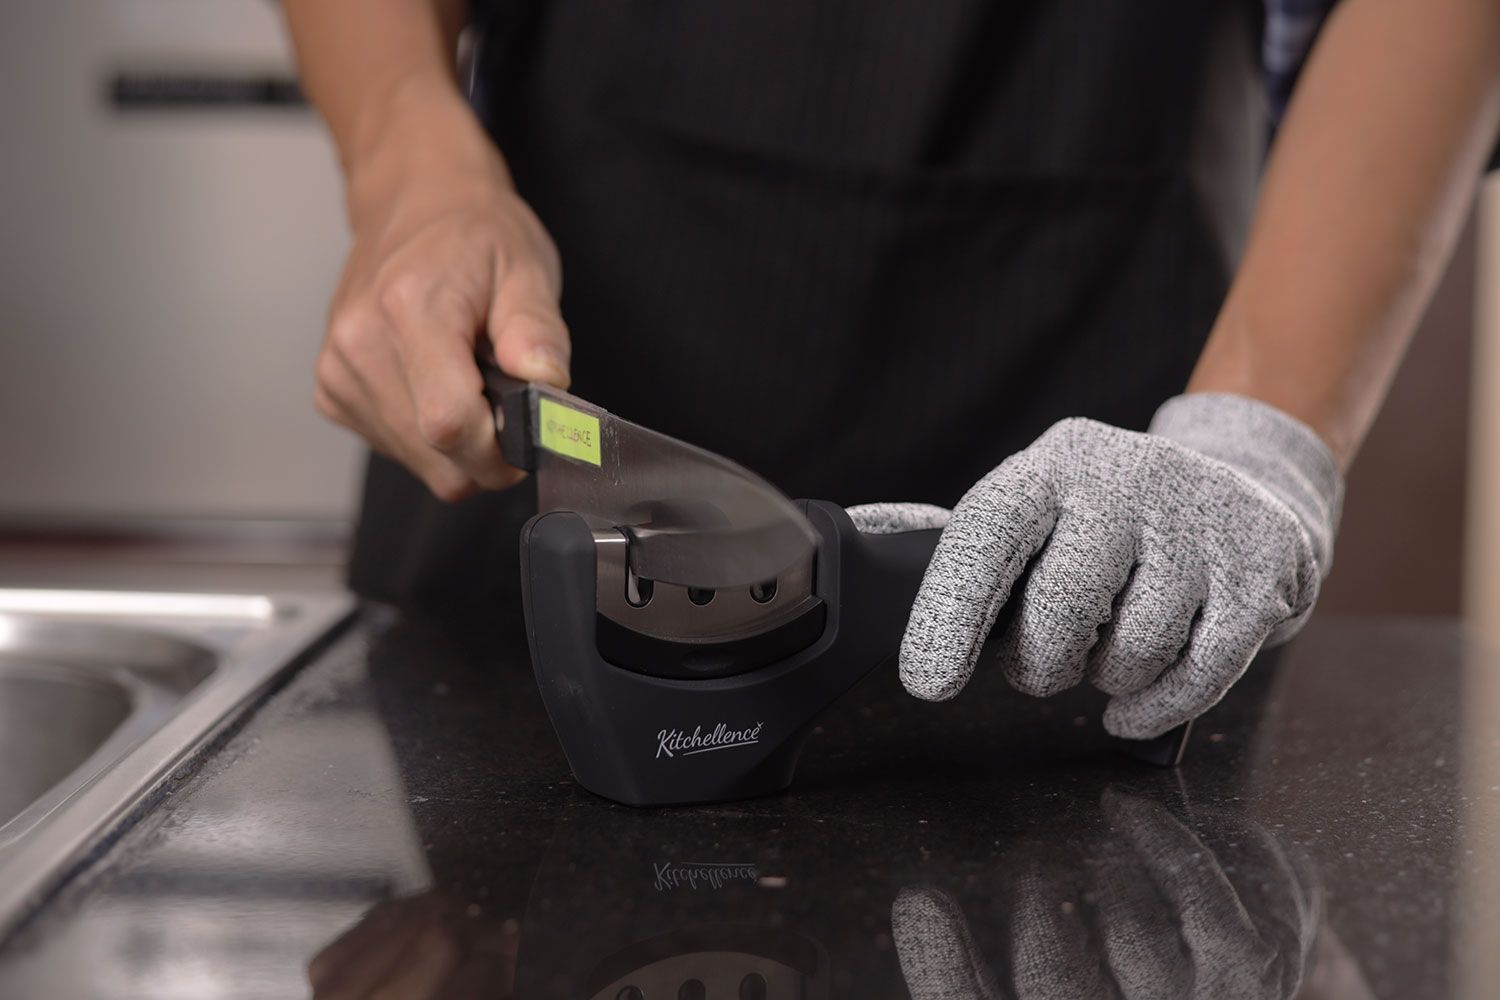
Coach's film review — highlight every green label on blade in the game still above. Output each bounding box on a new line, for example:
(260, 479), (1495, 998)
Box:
(538, 397), (602, 466)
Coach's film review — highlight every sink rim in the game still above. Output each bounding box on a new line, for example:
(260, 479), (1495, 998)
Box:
(0, 589), (353, 944)
(0, 613), (220, 691)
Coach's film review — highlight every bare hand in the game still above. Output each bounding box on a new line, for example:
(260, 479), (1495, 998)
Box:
(308, 891), (519, 999)
(314, 91), (570, 501)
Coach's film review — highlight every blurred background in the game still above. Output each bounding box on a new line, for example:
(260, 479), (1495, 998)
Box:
(1, 8), (1498, 995)
(0, 1), (355, 590)
(0, 0), (1496, 630)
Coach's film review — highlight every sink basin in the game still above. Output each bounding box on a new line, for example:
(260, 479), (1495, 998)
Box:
(0, 617), (216, 840)
(1, 671), (132, 831)
(0, 590), (351, 941)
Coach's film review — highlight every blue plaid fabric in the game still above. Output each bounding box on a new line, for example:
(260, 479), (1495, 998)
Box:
(1264, 0), (1339, 124)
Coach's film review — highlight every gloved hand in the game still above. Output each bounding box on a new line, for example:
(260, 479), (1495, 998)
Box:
(849, 393), (1342, 739)
(890, 788), (1327, 1000)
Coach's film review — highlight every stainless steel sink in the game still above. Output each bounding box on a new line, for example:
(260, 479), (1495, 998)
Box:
(0, 589), (352, 941)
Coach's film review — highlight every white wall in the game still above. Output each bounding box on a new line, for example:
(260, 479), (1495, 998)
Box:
(0, 1), (362, 529)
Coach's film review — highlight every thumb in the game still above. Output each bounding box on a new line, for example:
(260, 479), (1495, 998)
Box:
(487, 261), (571, 389)
(891, 886), (1003, 1000)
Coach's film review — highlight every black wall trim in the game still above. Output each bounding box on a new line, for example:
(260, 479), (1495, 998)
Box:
(109, 72), (305, 110)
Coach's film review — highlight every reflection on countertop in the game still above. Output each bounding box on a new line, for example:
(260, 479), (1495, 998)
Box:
(0, 606), (1491, 999)
(309, 785), (1367, 999)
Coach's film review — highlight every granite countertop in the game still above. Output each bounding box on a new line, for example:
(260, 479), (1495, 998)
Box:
(0, 607), (1494, 999)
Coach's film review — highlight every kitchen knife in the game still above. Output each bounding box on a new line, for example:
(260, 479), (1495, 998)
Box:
(479, 358), (818, 589)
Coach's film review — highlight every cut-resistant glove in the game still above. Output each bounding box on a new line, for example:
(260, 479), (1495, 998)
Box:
(848, 393), (1343, 739)
(890, 788), (1324, 999)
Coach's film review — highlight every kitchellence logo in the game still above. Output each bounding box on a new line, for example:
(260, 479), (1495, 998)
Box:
(653, 861), (760, 892)
(656, 722), (764, 759)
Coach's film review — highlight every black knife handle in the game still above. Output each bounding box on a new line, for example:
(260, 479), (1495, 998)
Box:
(478, 355), (536, 471)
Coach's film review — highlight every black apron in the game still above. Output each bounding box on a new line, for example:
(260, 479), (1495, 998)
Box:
(349, 0), (1265, 613)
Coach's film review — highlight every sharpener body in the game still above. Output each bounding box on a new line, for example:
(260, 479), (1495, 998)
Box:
(518, 501), (940, 806)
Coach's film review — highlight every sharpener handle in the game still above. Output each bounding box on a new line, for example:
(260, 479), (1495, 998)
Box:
(853, 522), (1190, 766)
(478, 355), (537, 471)
(1126, 720), (1192, 766)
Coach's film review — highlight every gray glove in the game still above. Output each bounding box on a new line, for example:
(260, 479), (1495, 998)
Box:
(891, 789), (1325, 1000)
(849, 393), (1342, 739)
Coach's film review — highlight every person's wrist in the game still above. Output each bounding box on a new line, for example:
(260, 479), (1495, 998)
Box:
(1148, 392), (1344, 578)
(342, 70), (511, 225)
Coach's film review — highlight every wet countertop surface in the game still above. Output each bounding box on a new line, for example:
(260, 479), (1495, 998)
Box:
(0, 607), (1496, 999)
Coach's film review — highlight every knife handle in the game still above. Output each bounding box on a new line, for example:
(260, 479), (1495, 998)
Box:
(478, 356), (537, 471)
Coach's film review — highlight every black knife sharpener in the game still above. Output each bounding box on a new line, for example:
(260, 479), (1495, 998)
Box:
(520, 501), (941, 806)
(520, 502), (1191, 807)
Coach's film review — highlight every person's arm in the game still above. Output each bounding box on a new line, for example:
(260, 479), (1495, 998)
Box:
(893, 0), (1500, 739)
(281, 0), (466, 173)
(281, 0), (571, 500)
(1189, 0), (1500, 468)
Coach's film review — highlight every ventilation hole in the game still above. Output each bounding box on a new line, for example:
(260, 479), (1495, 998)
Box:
(740, 972), (768, 1000)
(687, 587), (715, 606)
(617, 989), (644, 1000)
(679, 979), (707, 1000)
(749, 580), (777, 604)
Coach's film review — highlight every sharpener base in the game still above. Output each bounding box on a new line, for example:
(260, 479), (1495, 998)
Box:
(518, 501), (940, 807)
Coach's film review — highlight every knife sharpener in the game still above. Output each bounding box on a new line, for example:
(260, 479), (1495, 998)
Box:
(520, 501), (1191, 807)
(482, 364), (1191, 803)
(520, 500), (943, 806)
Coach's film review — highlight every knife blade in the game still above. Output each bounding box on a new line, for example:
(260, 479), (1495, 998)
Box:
(479, 360), (818, 589)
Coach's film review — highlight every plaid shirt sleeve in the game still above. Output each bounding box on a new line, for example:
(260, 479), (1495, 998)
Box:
(1264, 0), (1341, 125)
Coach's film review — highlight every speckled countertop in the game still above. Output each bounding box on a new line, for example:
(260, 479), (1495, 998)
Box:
(0, 607), (1494, 1000)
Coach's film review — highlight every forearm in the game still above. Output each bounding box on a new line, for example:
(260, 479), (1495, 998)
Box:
(280, 0), (505, 210)
(1189, 0), (1500, 468)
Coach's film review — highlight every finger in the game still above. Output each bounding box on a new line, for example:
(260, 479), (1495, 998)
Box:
(1102, 600), (1280, 739)
(367, 920), (462, 1000)
(314, 380), (358, 433)
(316, 346), (417, 468)
(317, 332), (408, 459)
(899, 458), (1057, 701)
(846, 502), (952, 534)
(1101, 791), (1278, 996)
(1006, 862), (1113, 1000)
(326, 319), (491, 502)
(1085, 824), (1189, 999)
(308, 899), (405, 989)
(996, 494), (1136, 698)
(891, 887), (1002, 1000)
(1087, 547), (1207, 697)
(487, 262), (571, 388)
(1188, 806), (1324, 996)
(310, 899), (430, 1000)
(443, 916), (520, 999)
(378, 275), (516, 489)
